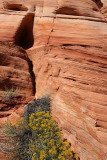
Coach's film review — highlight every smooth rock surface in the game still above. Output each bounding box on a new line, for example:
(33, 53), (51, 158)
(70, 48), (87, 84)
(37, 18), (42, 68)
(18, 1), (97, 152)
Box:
(0, 0), (107, 160)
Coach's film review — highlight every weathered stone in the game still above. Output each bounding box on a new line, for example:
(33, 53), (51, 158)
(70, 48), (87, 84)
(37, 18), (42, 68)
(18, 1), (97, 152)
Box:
(0, 0), (107, 160)
(0, 42), (35, 128)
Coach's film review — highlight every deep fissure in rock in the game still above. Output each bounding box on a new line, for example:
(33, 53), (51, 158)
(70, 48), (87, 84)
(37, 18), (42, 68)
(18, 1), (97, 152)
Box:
(28, 58), (36, 95)
(14, 13), (34, 50)
(92, 0), (103, 8)
(13, 12), (36, 95)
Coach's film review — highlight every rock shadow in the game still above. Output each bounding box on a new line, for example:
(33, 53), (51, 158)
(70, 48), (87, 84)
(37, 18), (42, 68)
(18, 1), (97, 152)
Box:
(14, 13), (34, 50)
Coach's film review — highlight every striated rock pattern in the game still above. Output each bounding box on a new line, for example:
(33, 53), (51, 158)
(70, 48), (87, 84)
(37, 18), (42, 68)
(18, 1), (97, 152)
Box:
(0, 42), (34, 93)
(101, 0), (107, 20)
(0, 0), (107, 160)
(0, 42), (34, 124)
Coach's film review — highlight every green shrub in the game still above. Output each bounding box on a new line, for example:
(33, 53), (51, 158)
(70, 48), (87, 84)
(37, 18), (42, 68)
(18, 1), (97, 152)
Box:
(3, 118), (32, 160)
(2, 87), (19, 99)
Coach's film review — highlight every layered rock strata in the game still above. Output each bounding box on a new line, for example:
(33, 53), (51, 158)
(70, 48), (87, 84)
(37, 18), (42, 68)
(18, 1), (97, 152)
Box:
(0, 0), (107, 160)
(0, 42), (34, 124)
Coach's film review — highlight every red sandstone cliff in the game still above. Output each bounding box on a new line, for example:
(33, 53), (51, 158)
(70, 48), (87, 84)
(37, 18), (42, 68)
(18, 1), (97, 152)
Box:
(0, 0), (107, 160)
(0, 42), (34, 124)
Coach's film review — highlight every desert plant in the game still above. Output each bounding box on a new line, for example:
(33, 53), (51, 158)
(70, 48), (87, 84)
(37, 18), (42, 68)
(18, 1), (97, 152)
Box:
(2, 87), (19, 99)
(24, 96), (51, 122)
(3, 118), (32, 160)
(3, 97), (80, 160)
(28, 107), (79, 160)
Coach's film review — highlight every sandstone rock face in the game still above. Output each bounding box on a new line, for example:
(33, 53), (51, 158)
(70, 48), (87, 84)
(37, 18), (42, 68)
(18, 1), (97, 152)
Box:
(56, 0), (103, 18)
(0, 42), (34, 94)
(0, 0), (107, 160)
(101, 0), (107, 20)
(0, 42), (34, 125)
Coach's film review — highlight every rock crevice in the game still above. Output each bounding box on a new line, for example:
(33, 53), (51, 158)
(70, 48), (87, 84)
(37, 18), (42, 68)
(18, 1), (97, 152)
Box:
(14, 12), (35, 50)
(0, 0), (107, 160)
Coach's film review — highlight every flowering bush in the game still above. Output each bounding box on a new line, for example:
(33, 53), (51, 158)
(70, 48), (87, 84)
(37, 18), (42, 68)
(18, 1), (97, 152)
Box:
(3, 97), (79, 160)
(28, 107), (79, 160)
(24, 96), (51, 122)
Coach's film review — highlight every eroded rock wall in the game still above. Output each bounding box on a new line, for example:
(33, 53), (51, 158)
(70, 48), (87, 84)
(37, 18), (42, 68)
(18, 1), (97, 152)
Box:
(0, 42), (34, 124)
(28, 1), (107, 159)
(0, 1), (35, 124)
(0, 0), (107, 160)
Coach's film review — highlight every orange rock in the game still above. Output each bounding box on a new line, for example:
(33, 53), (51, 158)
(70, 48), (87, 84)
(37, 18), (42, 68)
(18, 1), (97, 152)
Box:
(0, 0), (107, 160)
(0, 42), (35, 126)
(0, 42), (34, 95)
(56, 0), (103, 18)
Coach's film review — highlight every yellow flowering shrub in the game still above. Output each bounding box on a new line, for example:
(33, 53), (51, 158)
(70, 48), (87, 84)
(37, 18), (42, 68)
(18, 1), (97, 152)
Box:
(3, 103), (79, 160)
(28, 107), (79, 160)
